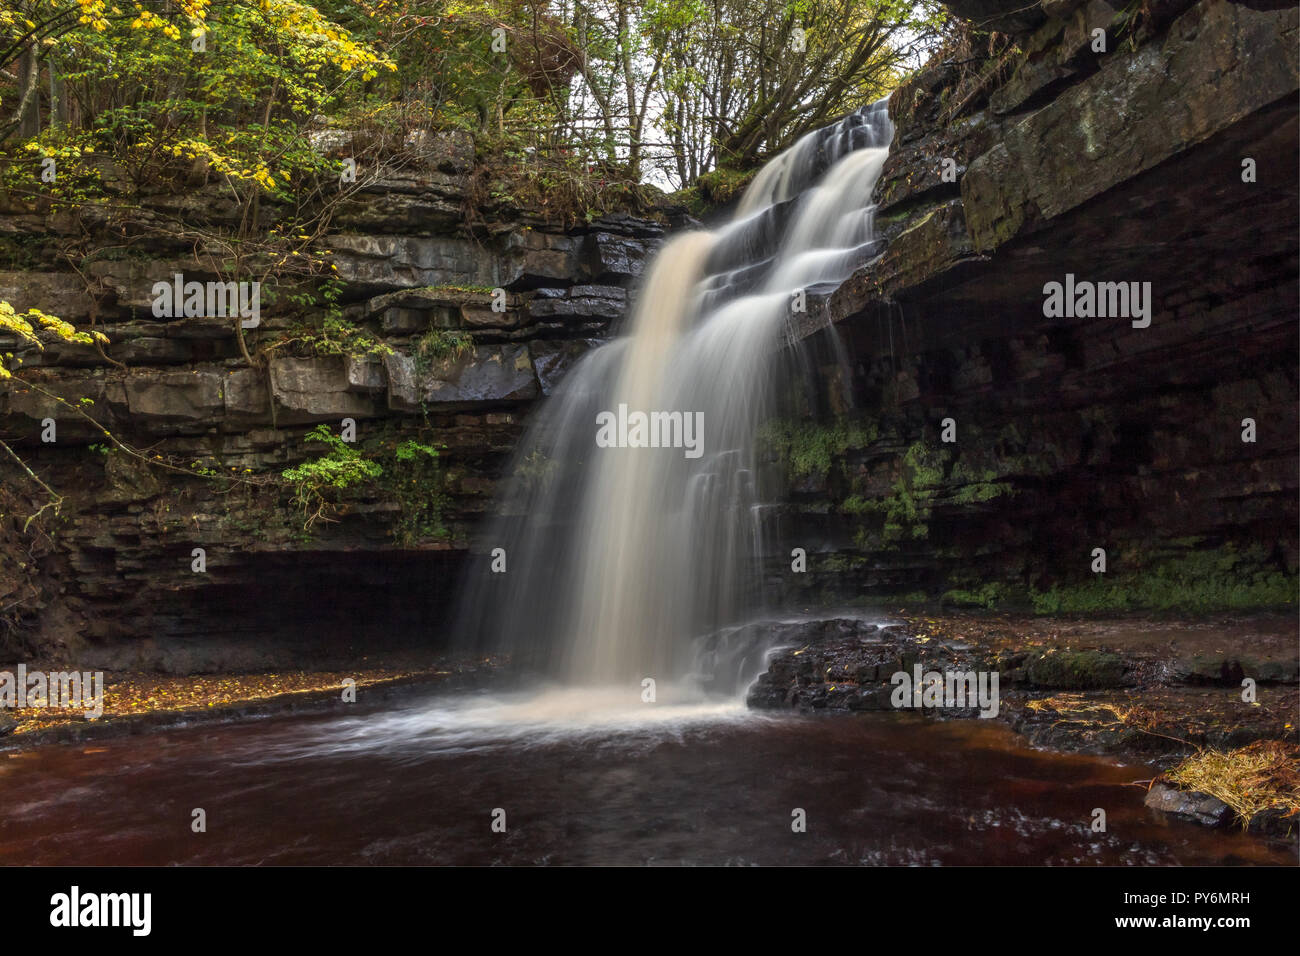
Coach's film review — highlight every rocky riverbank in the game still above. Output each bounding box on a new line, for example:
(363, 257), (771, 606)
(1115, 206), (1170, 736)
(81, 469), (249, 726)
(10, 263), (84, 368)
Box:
(745, 609), (1299, 834)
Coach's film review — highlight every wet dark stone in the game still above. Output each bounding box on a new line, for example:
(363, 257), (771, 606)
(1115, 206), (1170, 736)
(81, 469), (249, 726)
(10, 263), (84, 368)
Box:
(1144, 781), (1232, 828)
(1025, 651), (1128, 689)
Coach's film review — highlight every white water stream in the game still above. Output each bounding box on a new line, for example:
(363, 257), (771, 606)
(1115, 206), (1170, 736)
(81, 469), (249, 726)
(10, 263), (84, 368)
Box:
(455, 99), (895, 718)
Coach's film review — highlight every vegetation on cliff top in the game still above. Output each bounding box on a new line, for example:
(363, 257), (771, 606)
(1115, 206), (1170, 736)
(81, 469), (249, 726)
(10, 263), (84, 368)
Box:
(1, 1), (947, 217)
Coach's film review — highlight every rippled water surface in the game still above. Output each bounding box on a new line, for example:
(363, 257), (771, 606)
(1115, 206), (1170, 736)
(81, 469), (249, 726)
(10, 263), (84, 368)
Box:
(1, 689), (1292, 865)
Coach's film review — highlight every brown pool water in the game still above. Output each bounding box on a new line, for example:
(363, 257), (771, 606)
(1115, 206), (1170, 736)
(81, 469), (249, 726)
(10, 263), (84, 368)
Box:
(0, 688), (1292, 866)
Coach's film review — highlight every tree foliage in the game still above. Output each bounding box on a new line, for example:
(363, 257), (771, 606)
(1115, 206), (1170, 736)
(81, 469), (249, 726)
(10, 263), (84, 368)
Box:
(2, 0), (945, 194)
(0, 299), (106, 378)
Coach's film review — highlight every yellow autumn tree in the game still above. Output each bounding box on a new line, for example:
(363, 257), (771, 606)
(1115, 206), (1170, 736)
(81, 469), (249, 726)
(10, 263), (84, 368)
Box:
(0, 300), (106, 379)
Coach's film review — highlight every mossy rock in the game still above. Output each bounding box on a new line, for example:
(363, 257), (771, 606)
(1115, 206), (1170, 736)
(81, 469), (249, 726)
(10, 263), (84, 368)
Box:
(1026, 650), (1126, 689)
(695, 167), (757, 206)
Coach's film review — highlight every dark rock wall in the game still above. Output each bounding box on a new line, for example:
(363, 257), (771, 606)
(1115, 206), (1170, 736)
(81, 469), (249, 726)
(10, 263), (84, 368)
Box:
(0, 137), (666, 668)
(770, 0), (1298, 607)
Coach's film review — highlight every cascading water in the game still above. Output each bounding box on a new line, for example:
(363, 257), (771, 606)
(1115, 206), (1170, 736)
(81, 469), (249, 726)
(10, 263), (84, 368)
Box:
(456, 99), (894, 708)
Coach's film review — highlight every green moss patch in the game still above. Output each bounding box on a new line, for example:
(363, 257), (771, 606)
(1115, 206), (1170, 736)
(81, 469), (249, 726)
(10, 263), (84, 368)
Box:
(1029, 548), (1297, 614)
(1026, 650), (1127, 689)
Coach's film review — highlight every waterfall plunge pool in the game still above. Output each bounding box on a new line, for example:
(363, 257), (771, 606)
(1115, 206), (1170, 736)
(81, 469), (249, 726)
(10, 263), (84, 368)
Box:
(0, 688), (1290, 866)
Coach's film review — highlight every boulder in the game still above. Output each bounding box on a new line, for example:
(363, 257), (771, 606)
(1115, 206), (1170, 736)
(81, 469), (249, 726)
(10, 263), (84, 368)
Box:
(269, 357), (375, 420)
(1143, 781), (1232, 827)
(124, 369), (224, 421)
(384, 345), (538, 411)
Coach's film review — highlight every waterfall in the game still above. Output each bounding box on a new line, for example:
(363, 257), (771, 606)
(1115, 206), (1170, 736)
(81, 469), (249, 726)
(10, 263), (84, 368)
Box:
(456, 99), (894, 704)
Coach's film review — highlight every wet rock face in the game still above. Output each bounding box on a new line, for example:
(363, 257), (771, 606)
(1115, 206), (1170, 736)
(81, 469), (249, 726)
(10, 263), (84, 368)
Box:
(0, 134), (665, 665)
(962, 0), (1300, 254)
(868, 4), (1300, 295)
(774, 0), (1298, 606)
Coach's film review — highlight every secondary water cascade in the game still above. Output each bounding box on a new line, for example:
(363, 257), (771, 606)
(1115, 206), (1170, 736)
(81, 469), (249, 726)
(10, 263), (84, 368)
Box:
(456, 99), (895, 706)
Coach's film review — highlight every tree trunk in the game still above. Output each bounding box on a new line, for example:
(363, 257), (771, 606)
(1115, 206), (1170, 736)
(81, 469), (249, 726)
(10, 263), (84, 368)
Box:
(48, 55), (66, 128)
(16, 46), (40, 138)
